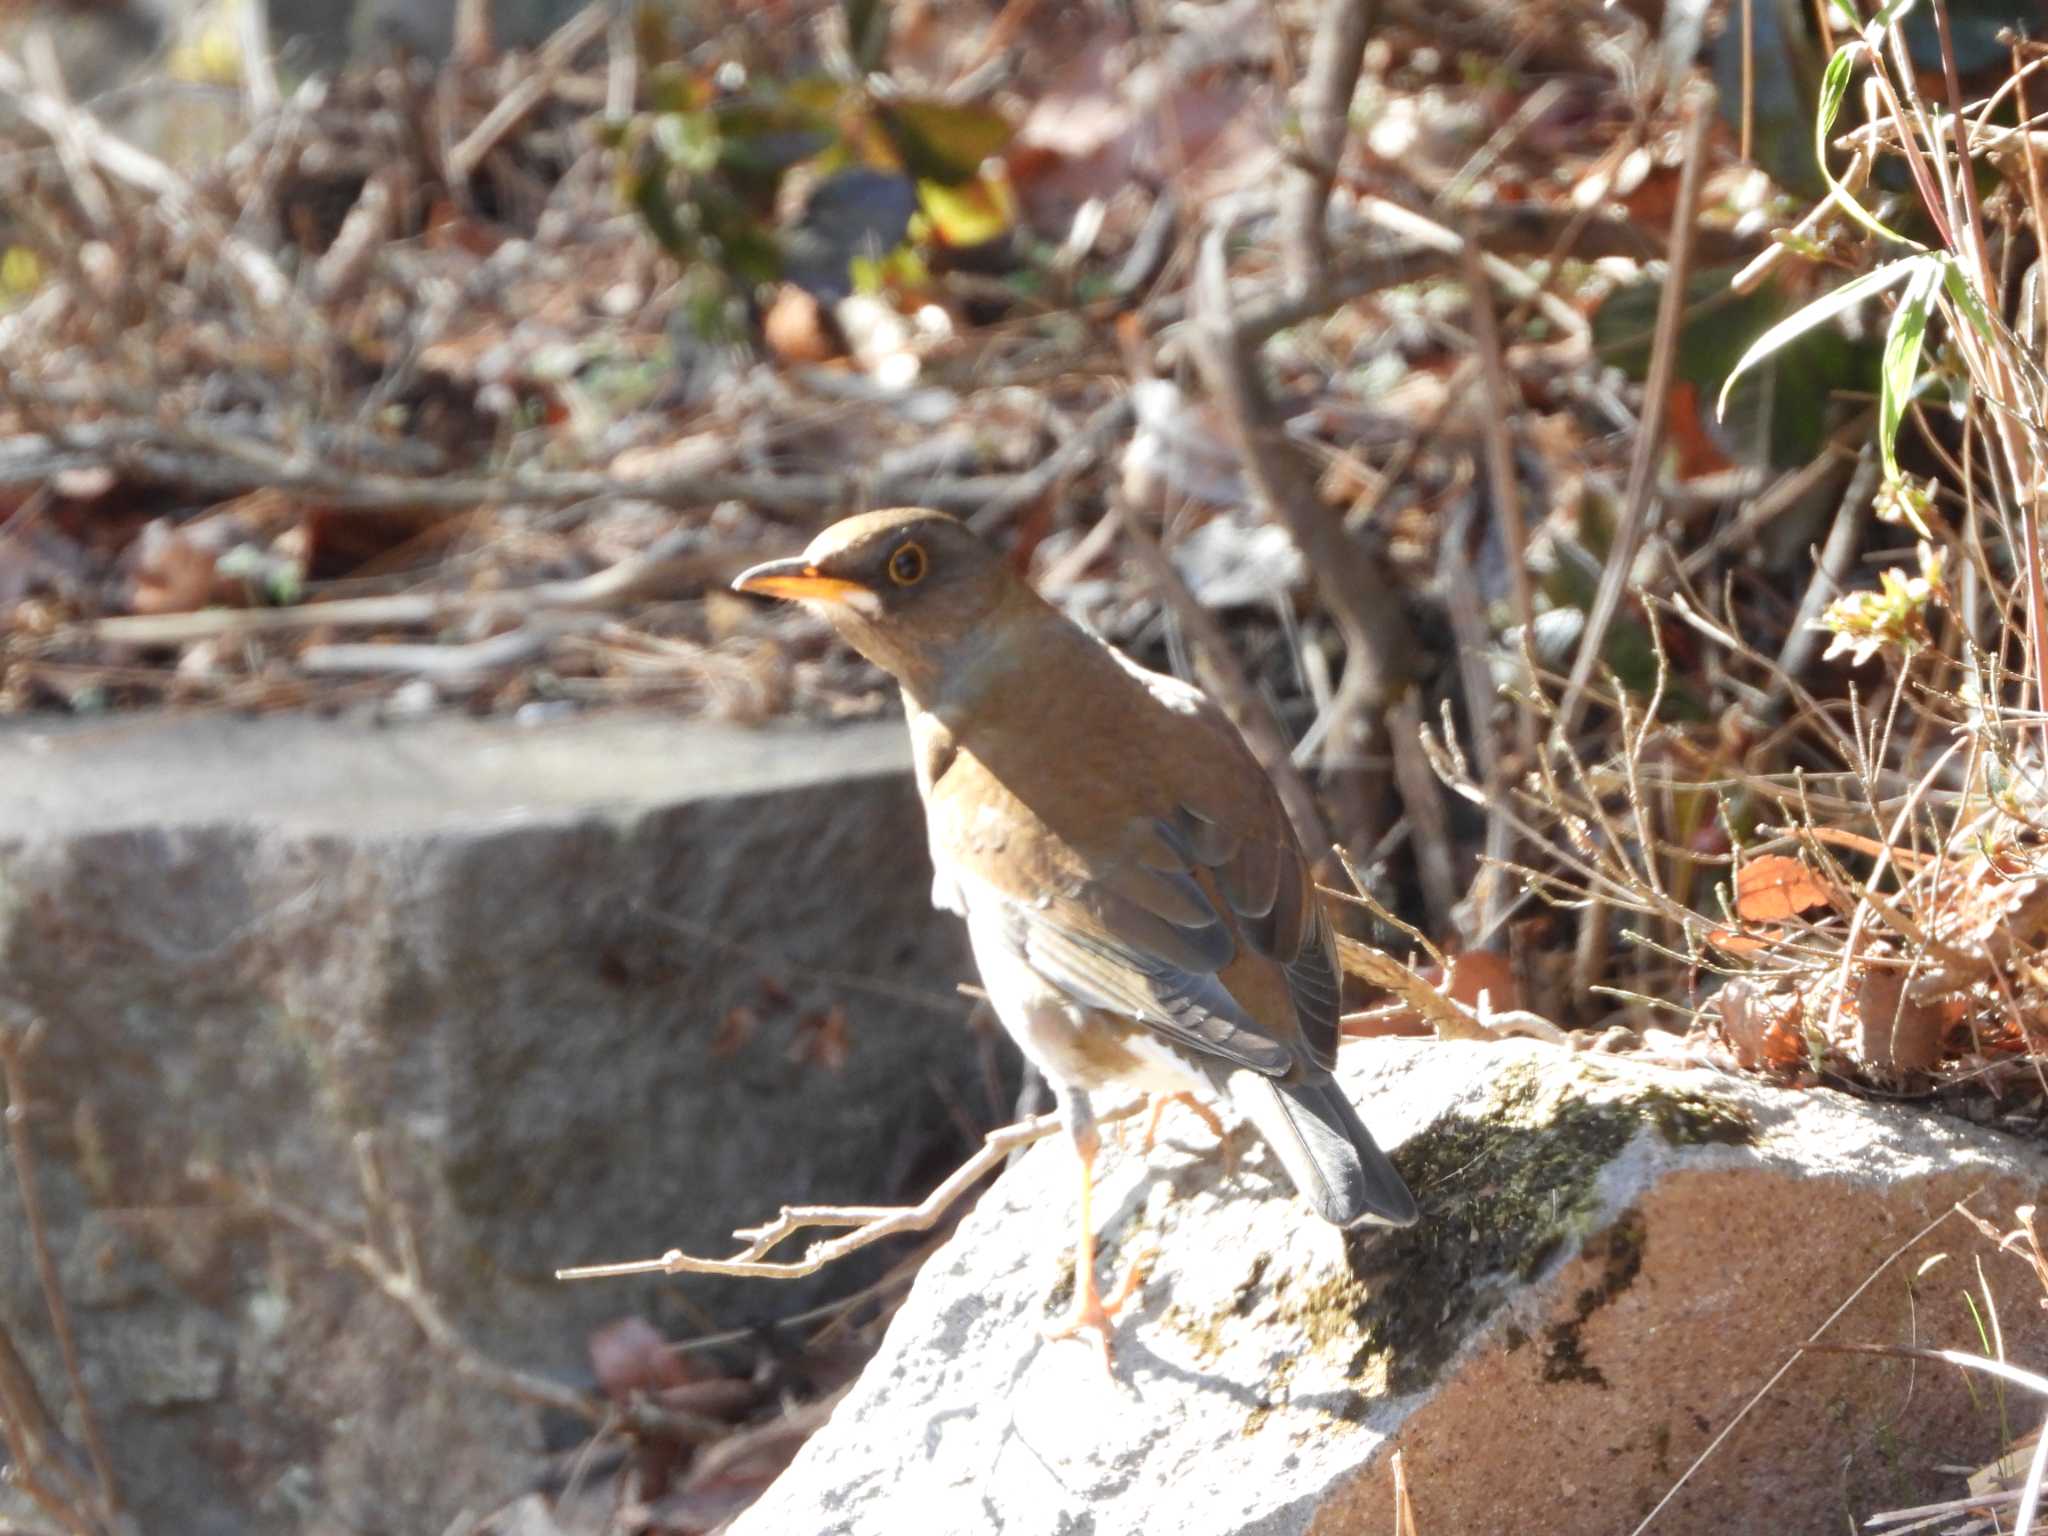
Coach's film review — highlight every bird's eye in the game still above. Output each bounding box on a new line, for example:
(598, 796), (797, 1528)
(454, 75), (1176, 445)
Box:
(887, 541), (928, 586)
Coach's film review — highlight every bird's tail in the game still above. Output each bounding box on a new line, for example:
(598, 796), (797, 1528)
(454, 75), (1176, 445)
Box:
(1220, 1068), (1420, 1228)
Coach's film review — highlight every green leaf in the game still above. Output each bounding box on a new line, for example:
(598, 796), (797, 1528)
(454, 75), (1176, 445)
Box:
(877, 98), (1012, 185)
(1937, 255), (1997, 347)
(1865, 0), (1922, 38)
(843, 0), (889, 71)
(1715, 258), (1924, 420)
(1814, 42), (1915, 246)
(652, 110), (721, 175)
(1877, 255), (1940, 479)
(1816, 42), (1855, 142)
(712, 100), (833, 182)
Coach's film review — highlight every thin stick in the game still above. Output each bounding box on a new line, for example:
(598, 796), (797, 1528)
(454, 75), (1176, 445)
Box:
(1554, 94), (1712, 743)
(0, 1318), (99, 1536)
(21, 31), (112, 232)
(1280, 0), (1376, 294)
(1739, 0), (1754, 164)
(558, 1103), (1140, 1284)
(1191, 229), (1417, 759)
(204, 1162), (644, 1431)
(236, 0), (279, 117)
(446, 3), (610, 186)
(0, 1031), (120, 1523)
(1460, 234), (1538, 768)
(78, 527), (712, 646)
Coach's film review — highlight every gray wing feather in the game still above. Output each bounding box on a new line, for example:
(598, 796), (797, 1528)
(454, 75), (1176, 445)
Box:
(985, 896), (1293, 1075)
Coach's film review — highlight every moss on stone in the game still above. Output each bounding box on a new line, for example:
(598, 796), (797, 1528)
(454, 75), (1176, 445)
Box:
(1639, 1086), (1756, 1147)
(1244, 1061), (1755, 1401)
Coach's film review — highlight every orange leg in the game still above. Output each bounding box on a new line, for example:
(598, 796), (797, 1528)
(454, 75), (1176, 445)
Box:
(1043, 1118), (1153, 1370)
(1141, 1090), (1227, 1153)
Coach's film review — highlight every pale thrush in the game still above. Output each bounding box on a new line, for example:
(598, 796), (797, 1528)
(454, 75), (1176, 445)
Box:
(734, 508), (1417, 1360)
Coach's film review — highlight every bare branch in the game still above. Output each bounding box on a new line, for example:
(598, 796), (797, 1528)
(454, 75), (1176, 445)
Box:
(1191, 229), (1417, 764)
(557, 1103), (1140, 1285)
(1280, 0), (1377, 293)
(0, 1029), (121, 1527)
(1108, 496), (1328, 854)
(200, 1157), (623, 1432)
(0, 48), (306, 326)
(446, 3), (611, 187)
(1554, 92), (1714, 742)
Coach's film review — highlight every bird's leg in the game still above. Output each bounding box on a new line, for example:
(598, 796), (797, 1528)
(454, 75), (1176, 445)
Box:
(1141, 1091), (1229, 1157)
(1043, 1091), (1152, 1368)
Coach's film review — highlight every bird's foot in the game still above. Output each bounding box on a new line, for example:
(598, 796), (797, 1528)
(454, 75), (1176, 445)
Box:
(1141, 1092), (1237, 1176)
(1043, 1248), (1157, 1371)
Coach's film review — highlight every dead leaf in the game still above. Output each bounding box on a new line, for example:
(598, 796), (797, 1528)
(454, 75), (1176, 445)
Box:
(1717, 978), (1806, 1069)
(711, 1006), (758, 1059)
(1664, 380), (1736, 480)
(1734, 854), (1834, 923)
(763, 283), (842, 364)
(1704, 925), (1777, 956)
(128, 519), (224, 616)
(1969, 1425), (2040, 1499)
(1851, 967), (1945, 1075)
(588, 1315), (689, 1403)
(788, 1005), (850, 1073)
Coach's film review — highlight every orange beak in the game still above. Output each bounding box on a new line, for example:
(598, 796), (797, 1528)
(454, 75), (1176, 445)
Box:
(730, 557), (868, 604)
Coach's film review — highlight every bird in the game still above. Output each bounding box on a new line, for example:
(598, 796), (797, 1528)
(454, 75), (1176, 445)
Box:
(733, 508), (1418, 1362)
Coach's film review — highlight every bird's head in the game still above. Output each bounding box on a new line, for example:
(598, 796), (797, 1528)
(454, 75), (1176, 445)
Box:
(731, 508), (1023, 694)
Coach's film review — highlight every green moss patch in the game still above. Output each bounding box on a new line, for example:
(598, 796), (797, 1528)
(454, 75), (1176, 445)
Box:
(1260, 1062), (1757, 1401)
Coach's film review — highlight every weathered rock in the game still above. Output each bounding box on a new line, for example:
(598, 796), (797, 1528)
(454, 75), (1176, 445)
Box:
(0, 712), (978, 1534)
(735, 1040), (2048, 1536)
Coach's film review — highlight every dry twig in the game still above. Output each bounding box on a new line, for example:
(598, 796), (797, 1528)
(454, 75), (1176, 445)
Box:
(0, 1027), (122, 1532)
(199, 1150), (625, 1431)
(557, 1102), (1141, 1285)
(1191, 229), (1417, 767)
(1554, 92), (1713, 744)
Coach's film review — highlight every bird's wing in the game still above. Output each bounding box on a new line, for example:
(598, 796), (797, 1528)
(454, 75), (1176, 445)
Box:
(956, 870), (1293, 1075)
(1133, 798), (1341, 1073)
(931, 672), (1340, 1077)
(1115, 655), (1343, 1069)
(1112, 655), (1341, 1066)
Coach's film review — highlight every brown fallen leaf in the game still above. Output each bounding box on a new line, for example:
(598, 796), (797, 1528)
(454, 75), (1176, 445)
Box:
(588, 1315), (690, 1403)
(1851, 966), (1946, 1075)
(1717, 977), (1807, 1070)
(129, 518), (225, 616)
(711, 1006), (758, 1060)
(762, 283), (842, 365)
(1704, 925), (1779, 957)
(788, 1005), (850, 1073)
(1734, 853), (1835, 923)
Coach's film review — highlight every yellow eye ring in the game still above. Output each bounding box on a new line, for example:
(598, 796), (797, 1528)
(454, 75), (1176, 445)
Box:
(887, 541), (928, 586)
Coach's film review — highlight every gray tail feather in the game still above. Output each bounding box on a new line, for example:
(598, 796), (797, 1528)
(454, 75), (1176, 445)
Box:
(1221, 1069), (1420, 1229)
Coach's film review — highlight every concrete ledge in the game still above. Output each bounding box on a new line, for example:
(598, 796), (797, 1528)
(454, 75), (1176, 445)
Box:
(0, 710), (977, 1533)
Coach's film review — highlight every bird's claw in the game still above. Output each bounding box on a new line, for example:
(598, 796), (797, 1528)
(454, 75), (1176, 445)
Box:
(1043, 1248), (1158, 1370)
